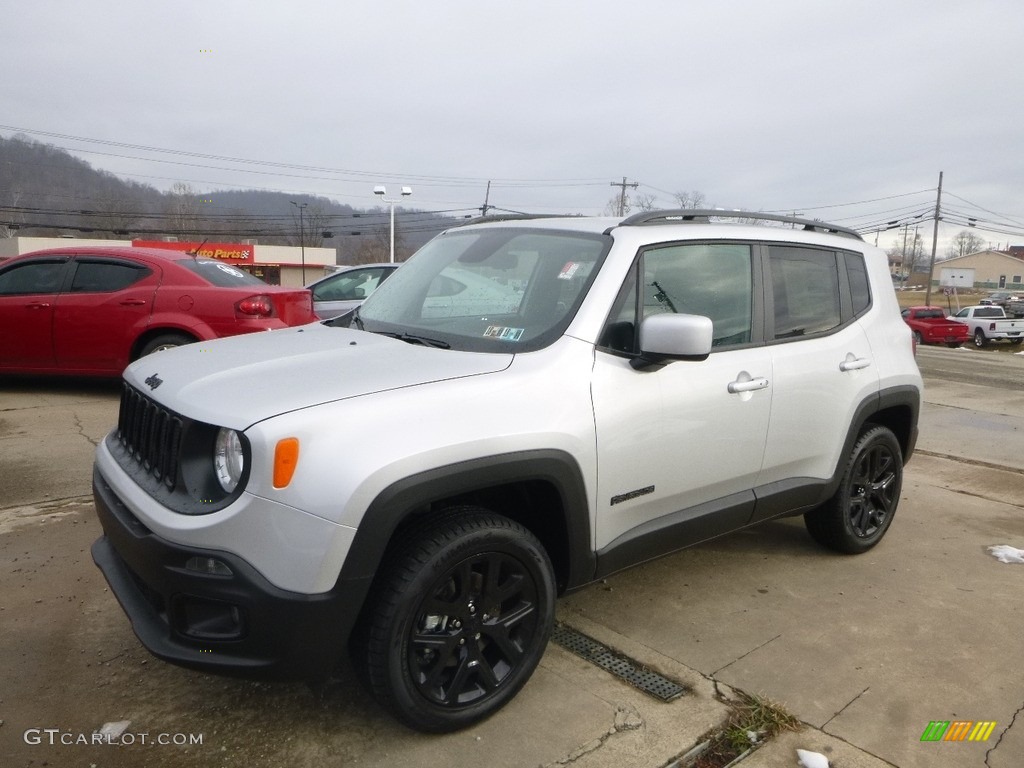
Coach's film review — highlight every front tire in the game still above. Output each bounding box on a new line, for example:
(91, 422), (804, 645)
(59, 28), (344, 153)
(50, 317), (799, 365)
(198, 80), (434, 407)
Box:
(805, 425), (903, 554)
(913, 331), (923, 345)
(355, 508), (555, 732)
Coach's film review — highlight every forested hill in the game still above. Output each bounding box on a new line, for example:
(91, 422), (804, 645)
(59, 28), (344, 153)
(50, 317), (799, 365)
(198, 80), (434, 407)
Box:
(0, 133), (453, 261)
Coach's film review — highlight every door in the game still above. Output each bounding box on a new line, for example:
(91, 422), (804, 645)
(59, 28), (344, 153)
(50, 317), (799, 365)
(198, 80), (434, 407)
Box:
(0, 256), (70, 371)
(53, 257), (157, 373)
(753, 245), (880, 520)
(591, 242), (771, 555)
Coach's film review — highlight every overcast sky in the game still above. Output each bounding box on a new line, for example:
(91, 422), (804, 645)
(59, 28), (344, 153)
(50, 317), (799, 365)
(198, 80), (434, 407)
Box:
(2, 0), (1023, 251)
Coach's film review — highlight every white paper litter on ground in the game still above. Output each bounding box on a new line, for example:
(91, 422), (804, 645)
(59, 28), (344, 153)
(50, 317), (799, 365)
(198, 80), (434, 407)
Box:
(988, 545), (1024, 563)
(96, 721), (131, 739)
(796, 748), (830, 768)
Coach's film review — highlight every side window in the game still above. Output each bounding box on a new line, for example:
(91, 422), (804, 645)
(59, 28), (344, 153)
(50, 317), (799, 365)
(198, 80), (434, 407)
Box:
(314, 269), (386, 302)
(769, 246), (841, 339)
(598, 243), (753, 353)
(844, 252), (871, 316)
(954, 308), (968, 318)
(642, 243), (753, 347)
(901, 308), (910, 319)
(70, 260), (150, 293)
(0, 260), (68, 295)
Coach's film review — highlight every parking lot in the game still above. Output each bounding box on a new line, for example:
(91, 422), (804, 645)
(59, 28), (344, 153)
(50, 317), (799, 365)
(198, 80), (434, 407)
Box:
(2, 345), (1023, 768)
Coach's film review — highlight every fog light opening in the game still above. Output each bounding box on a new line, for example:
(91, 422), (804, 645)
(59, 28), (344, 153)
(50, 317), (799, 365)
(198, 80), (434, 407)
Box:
(185, 556), (233, 576)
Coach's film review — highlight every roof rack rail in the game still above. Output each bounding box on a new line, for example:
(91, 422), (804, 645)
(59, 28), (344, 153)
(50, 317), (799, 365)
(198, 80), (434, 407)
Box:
(455, 213), (572, 227)
(618, 209), (863, 240)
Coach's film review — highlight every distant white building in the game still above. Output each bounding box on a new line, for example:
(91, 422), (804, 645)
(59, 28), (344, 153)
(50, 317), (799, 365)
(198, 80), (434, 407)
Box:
(930, 250), (1024, 290)
(0, 236), (334, 287)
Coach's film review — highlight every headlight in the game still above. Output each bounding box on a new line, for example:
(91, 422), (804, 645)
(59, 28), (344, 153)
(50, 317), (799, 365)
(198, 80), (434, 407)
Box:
(214, 428), (245, 493)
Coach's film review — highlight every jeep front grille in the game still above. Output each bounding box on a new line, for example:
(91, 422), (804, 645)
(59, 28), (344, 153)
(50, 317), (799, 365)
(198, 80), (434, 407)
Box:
(117, 383), (184, 489)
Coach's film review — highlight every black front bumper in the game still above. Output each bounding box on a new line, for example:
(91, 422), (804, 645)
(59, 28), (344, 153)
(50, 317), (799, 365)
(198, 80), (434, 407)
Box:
(91, 466), (369, 681)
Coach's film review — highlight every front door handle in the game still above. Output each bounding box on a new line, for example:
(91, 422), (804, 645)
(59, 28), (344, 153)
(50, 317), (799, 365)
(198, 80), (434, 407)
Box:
(120, 298), (147, 306)
(728, 376), (769, 394)
(26, 302), (51, 309)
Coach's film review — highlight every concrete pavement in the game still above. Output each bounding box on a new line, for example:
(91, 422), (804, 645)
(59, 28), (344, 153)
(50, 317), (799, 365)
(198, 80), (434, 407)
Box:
(3, 363), (1023, 767)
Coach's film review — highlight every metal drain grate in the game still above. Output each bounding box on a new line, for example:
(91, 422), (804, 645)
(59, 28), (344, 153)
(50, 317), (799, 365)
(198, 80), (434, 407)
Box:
(551, 623), (687, 701)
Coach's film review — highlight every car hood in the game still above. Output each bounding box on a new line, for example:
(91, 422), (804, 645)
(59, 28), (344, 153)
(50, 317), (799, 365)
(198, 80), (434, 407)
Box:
(124, 322), (513, 430)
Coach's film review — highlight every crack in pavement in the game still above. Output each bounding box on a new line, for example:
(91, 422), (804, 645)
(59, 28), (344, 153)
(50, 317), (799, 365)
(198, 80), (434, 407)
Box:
(915, 449), (1024, 477)
(711, 633), (782, 677)
(986, 698), (1024, 767)
(822, 686), (870, 729)
(73, 412), (102, 448)
(542, 704), (643, 767)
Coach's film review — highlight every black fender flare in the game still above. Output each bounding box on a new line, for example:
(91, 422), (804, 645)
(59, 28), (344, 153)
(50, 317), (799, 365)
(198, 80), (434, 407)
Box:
(330, 449), (595, 630)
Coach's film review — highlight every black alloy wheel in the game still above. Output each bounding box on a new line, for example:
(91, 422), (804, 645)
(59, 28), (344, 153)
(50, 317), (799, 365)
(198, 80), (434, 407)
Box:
(805, 425), (903, 554)
(355, 508), (555, 732)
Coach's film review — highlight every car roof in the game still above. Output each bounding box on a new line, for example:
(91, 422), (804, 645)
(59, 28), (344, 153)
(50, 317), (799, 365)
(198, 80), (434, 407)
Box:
(12, 246), (202, 262)
(452, 210), (864, 242)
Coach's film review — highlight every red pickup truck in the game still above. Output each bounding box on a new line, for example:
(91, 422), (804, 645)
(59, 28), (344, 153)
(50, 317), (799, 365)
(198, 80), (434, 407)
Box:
(901, 306), (971, 347)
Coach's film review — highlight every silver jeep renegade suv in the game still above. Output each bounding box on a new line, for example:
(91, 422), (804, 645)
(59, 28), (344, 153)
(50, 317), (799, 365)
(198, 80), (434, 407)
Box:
(92, 210), (922, 731)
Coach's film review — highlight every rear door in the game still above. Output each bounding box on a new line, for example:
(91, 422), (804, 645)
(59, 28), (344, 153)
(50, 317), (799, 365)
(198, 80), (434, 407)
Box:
(0, 256), (71, 371)
(752, 245), (879, 521)
(53, 256), (158, 373)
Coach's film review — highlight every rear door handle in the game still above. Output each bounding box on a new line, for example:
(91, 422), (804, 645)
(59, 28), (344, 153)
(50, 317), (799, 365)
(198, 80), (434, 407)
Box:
(120, 299), (147, 306)
(26, 302), (51, 309)
(839, 356), (871, 372)
(728, 377), (769, 393)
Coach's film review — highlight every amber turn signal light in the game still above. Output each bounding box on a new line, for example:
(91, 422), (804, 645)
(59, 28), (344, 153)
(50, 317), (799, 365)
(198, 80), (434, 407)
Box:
(273, 438), (300, 488)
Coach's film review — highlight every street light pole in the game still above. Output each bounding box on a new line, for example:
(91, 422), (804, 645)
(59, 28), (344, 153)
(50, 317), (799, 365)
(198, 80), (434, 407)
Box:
(290, 200), (307, 284)
(372, 185), (412, 263)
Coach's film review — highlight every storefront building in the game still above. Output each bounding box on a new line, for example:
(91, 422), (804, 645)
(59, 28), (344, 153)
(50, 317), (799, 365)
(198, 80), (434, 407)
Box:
(0, 236), (335, 287)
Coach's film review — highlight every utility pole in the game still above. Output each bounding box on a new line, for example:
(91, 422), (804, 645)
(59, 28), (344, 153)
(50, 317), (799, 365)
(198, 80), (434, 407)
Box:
(290, 200), (307, 284)
(924, 171), (943, 307)
(900, 224), (910, 282)
(480, 180), (492, 217)
(610, 177), (639, 217)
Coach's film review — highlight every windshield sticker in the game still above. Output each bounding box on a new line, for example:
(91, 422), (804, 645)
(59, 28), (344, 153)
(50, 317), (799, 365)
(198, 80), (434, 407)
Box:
(558, 262), (581, 280)
(484, 326), (524, 341)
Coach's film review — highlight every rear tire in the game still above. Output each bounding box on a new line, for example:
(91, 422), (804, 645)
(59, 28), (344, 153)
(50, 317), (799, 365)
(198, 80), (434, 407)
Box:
(138, 333), (194, 358)
(974, 328), (987, 348)
(805, 425), (903, 554)
(354, 508), (555, 732)
(913, 331), (923, 345)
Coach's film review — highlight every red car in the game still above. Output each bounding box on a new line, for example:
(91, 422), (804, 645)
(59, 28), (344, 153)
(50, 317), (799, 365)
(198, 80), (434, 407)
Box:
(0, 246), (316, 377)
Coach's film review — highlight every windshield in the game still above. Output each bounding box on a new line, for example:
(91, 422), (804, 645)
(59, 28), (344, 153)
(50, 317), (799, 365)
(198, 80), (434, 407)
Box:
(351, 228), (609, 352)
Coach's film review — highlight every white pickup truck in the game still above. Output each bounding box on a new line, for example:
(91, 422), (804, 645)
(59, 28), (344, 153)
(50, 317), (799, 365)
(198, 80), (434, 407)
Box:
(949, 305), (1024, 347)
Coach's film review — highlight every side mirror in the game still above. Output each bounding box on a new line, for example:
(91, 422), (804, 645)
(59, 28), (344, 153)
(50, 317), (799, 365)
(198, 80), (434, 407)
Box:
(632, 313), (713, 369)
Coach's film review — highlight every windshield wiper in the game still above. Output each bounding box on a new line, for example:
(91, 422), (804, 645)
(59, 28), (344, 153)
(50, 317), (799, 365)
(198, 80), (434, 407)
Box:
(378, 331), (451, 349)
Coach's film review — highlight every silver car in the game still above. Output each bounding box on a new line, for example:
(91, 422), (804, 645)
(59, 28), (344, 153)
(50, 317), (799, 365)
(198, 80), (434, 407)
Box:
(307, 263), (398, 319)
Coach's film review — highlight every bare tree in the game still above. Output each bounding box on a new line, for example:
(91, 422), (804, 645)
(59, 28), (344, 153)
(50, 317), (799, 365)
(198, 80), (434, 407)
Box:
(92, 193), (140, 234)
(633, 193), (657, 212)
(673, 190), (707, 209)
(888, 228), (925, 278)
(947, 230), (986, 259)
(291, 203), (330, 248)
(163, 182), (203, 238)
(602, 193), (630, 216)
